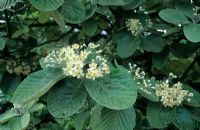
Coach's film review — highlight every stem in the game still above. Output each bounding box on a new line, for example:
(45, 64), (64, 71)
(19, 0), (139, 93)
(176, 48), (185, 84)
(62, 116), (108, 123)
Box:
(114, 58), (119, 67)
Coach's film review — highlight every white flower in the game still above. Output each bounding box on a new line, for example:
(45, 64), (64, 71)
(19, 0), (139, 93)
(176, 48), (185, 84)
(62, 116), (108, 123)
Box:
(155, 81), (193, 107)
(126, 19), (144, 36)
(44, 43), (110, 79)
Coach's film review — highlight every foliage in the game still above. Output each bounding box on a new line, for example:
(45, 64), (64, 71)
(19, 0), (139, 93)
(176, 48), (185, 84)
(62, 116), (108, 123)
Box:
(0, 0), (200, 130)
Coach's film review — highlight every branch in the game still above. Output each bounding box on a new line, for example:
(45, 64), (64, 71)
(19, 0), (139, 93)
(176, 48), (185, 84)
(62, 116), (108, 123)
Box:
(4, 10), (12, 37)
(7, 4), (30, 13)
(29, 22), (81, 29)
(179, 54), (200, 81)
(34, 30), (73, 48)
(9, 30), (73, 55)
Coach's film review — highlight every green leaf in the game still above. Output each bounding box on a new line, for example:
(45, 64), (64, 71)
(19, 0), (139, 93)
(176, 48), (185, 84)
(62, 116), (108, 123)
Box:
(85, 1), (97, 20)
(116, 33), (141, 58)
(97, 0), (129, 6)
(175, 2), (195, 19)
(47, 78), (87, 118)
(140, 35), (166, 53)
(7, 114), (30, 130)
(191, 108), (200, 121)
(0, 37), (5, 51)
(0, 0), (17, 11)
(85, 66), (137, 109)
(183, 23), (200, 43)
(21, 112), (30, 129)
(11, 68), (64, 107)
(0, 74), (21, 95)
(95, 107), (136, 130)
(146, 102), (176, 128)
(122, 0), (144, 10)
(29, 103), (45, 113)
(83, 18), (98, 36)
(29, 0), (64, 11)
(89, 105), (103, 129)
(8, 117), (21, 130)
(72, 110), (90, 130)
(182, 84), (200, 107)
(173, 107), (195, 130)
(152, 47), (169, 70)
(0, 109), (19, 124)
(0, 125), (10, 130)
(159, 8), (190, 25)
(59, 0), (85, 24)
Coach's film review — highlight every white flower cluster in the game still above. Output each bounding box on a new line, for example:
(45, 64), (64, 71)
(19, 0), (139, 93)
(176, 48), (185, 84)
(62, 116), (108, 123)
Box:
(44, 43), (110, 79)
(126, 19), (144, 36)
(155, 80), (193, 107)
(129, 63), (155, 95)
(128, 63), (194, 107)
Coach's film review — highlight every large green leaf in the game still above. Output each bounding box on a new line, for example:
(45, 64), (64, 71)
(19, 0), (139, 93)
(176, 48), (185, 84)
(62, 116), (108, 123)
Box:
(146, 102), (176, 128)
(47, 78), (87, 118)
(29, 0), (64, 11)
(11, 68), (64, 107)
(94, 107), (136, 130)
(140, 35), (166, 53)
(173, 107), (195, 130)
(116, 33), (141, 58)
(59, 0), (85, 24)
(183, 23), (200, 43)
(85, 66), (137, 109)
(0, 0), (17, 11)
(159, 8), (190, 25)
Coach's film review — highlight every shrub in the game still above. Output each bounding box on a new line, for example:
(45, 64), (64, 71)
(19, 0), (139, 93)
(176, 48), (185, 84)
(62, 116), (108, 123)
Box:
(0, 0), (200, 130)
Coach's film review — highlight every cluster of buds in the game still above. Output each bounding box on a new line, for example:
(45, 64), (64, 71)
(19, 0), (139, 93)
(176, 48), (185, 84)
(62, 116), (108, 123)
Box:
(126, 19), (144, 36)
(6, 59), (37, 75)
(44, 43), (110, 80)
(104, 42), (117, 56)
(155, 80), (193, 107)
(193, 7), (200, 21)
(145, 19), (153, 28)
